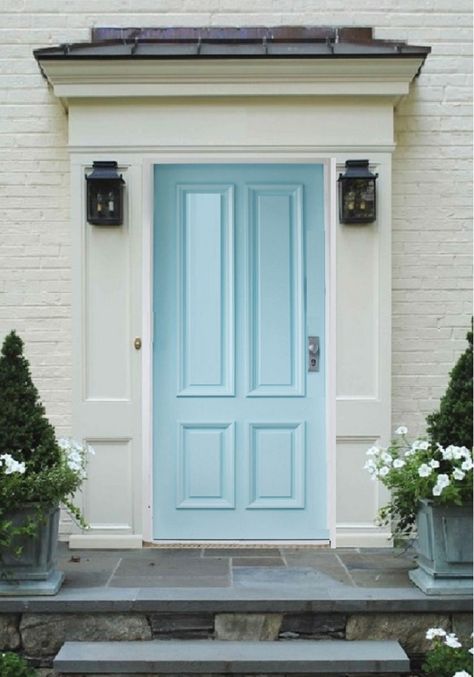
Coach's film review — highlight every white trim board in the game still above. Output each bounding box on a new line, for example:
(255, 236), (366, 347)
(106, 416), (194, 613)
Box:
(39, 57), (424, 104)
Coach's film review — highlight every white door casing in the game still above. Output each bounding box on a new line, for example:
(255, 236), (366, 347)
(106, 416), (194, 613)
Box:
(35, 55), (423, 548)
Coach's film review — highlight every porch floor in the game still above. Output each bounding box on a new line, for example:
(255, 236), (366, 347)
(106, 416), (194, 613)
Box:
(57, 544), (418, 591)
(2, 544), (471, 612)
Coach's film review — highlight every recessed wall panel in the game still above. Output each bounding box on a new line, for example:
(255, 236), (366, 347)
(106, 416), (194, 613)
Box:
(336, 223), (378, 399)
(177, 423), (235, 509)
(178, 185), (234, 396)
(84, 439), (132, 530)
(336, 437), (378, 524)
(248, 423), (305, 509)
(85, 223), (130, 400)
(248, 185), (304, 397)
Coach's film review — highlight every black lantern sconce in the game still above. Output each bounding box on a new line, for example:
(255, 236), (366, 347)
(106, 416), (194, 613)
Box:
(85, 161), (125, 226)
(338, 160), (378, 224)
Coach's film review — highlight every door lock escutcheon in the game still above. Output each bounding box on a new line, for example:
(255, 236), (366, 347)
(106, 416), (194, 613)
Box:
(134, 337), (142, 350)
(308, 336), (320, 372)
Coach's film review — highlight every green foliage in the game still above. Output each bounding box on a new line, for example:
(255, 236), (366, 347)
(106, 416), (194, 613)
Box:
(0, 331), (89, 563)
(0, 332), (60, 471)
(422, 634), (472, 677)
(427, 326), (473, 450)
(0, 652), (36, 677)
(365, 434), (473, 538)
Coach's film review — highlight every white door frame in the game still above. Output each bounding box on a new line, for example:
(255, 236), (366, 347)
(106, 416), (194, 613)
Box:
(141, 150), (337, 546)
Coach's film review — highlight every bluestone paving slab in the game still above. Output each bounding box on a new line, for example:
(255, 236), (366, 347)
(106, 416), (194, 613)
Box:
(282, 554), (354, 586)
(63, 572), (112, 589)
(203, 549), (280, 558)
(111, 576), (231, 588)
(115, 556), (230, 577)
(232, 558), (285, 568)
(338, 553), (415, 571)
(349, 570), (413, 588)
(233, 567), (345, 590)
(54, 639), (409, 673)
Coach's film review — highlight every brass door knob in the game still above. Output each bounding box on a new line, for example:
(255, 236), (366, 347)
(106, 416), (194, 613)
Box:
(134, 337), (142, 350)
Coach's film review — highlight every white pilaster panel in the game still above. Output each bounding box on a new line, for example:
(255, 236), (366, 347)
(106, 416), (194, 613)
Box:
(71, 160), (143, 543)
(84, 212), (130, 400)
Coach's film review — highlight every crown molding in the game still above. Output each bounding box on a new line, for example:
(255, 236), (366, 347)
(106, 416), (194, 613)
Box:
(37, 57), (424, 106)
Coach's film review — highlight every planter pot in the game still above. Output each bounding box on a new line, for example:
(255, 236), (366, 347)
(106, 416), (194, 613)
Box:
(409, 499), (473, 596)
(0, 504), (64, 595)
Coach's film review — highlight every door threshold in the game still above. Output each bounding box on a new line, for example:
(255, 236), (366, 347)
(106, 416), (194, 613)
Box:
(145, 540), (331, 548)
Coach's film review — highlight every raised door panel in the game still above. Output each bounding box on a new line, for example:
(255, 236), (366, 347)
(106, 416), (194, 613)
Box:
(177, 422), (235, 509)
(247, 185), (304, 397)
(178, 185), (234, 396)
(248, 422), (305, 509)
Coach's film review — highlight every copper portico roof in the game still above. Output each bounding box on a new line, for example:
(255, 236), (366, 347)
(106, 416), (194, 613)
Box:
(34, 26), (430, 69)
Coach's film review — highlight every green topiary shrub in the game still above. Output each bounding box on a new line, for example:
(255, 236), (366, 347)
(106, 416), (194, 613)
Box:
(427, 326), (473, 451)
(0, 331), (90, 561)
(0, 331), (61, 472)
(0, 652), (36, 676)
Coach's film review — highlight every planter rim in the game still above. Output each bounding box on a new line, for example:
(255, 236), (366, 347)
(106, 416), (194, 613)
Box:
(418, 498), (473, 508)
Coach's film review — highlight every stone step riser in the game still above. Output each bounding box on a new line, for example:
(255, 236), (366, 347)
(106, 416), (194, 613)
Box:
(4, 610), (470, 662)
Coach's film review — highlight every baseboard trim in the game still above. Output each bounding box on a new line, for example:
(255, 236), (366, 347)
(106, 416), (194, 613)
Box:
(68, 534), (143, 549)
(336, 528), (392, 548)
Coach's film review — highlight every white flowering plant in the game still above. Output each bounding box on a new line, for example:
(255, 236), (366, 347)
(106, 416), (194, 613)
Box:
(0, 438), (94, 559)
(422, 627), (472, 677)
(364, 427), (473, 537)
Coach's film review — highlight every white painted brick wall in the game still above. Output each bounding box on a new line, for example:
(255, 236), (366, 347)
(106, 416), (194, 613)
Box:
(0, 0), (472, 438)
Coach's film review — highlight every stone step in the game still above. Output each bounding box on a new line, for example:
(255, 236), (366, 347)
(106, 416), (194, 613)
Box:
(54, 639), (410, 675)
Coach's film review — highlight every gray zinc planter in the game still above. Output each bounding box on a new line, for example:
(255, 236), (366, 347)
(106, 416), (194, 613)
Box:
(0, 504), (64, 595)
(409, 499), (473, 596)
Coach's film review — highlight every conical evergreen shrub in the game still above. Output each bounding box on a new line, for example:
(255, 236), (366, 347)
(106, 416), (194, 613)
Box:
(0, 331), (61, 472)
(427, 326), (473, 450)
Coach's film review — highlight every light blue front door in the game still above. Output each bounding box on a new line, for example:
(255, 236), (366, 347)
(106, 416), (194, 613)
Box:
(153, 164), (327, 540)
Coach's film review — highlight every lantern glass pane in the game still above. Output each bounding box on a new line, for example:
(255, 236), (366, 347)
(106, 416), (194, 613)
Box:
(341, 177), (376, 223)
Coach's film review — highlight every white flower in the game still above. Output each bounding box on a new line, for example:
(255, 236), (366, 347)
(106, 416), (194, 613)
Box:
(393, 458), (405, 469)
(378, 466), (390, 477)
(395, 426), (408, 435)
(0, 453), (26, 475)
(429, 459), (440, 469)
(412, 440), (430, 451)
(381, 452), (393, 465)
(404, 447), (416, 457)
(418, 464), (432, 478)
(459, 447), (471, 459)
(426, 627), (447, 640)
(453, 468), (466, 481)
(364, 460), (376, 472)
(433, 473), (450, 496)
(453, 671), (472, 677)
(442, 446), (455, 461)
(461, 458), (473, 472)
(444, 633), (462, 649)
(366, 446), (380, 457)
